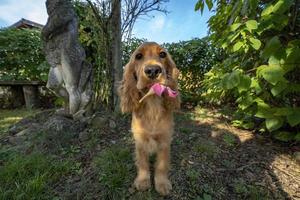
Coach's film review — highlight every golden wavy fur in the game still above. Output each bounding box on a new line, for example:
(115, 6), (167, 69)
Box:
(118, 42), (180, 195)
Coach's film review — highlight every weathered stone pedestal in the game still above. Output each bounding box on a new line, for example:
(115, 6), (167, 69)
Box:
(0, 81), (43, 109)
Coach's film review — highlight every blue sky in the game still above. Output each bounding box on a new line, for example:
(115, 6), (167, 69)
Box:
(0, 0), (212, 43)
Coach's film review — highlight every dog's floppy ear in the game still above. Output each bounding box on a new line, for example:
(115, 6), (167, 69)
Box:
(118, 61), (140, 113)
(164, 52), (181, 109)
(166, 52), (180, 88)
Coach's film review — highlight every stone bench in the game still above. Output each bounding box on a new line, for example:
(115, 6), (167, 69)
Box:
(0, 80), (44, 109)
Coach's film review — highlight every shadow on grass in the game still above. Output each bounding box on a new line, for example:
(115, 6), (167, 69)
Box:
(170, 107), (297, 200)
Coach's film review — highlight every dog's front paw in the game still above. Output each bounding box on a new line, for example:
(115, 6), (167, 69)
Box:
(134, 177), (151, 191)
(155, 177), (172, 196)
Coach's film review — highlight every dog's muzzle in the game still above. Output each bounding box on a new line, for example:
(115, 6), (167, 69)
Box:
(144, 65), (162, 79)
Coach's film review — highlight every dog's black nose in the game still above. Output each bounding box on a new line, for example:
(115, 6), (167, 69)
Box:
(144, 65), (162, 79)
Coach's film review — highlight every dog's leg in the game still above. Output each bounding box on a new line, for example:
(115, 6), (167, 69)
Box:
(154, 143), (172, 196)
(134, 143), (151, 191)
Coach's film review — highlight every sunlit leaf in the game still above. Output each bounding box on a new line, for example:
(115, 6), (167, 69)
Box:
(271, 81), (287, 96)
(272, 0), (293, 14)
(233, 41), (243, 52)
(246, 20), (258, 30)
(266, 117), (284, 132)
(249, 38), (261, 50)
(230, 23), (242, 31)
(261, 65), (285, 85)
(261, 4), (273, 16)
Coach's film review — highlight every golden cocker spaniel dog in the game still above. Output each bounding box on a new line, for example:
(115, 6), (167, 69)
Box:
(118, 42), (180, 195)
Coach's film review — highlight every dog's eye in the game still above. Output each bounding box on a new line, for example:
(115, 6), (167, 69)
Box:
(135, 53), (143, 60)
(159, 52), (167, 58)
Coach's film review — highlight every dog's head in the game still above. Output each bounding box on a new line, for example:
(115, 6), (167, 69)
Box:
(119, 42), (179, 113)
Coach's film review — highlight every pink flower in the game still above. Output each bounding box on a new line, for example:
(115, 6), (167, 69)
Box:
(139, 83), (178, 103)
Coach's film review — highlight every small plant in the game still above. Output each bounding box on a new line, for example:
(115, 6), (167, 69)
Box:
(179, 127), (193, 134)
(186, 168), (199, 182)
(223, 133), (237, 147)
(233, 178), (248, 195)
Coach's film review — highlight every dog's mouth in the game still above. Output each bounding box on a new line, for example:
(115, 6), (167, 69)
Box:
(135, 71), (167, 91)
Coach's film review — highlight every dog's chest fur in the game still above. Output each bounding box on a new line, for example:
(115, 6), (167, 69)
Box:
(132, 95), (173, 153)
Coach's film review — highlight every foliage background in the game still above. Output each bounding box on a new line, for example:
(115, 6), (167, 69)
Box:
(1, 0), (299, 142)
(196, 0), (300, 141)
(0, 28), (48, 81)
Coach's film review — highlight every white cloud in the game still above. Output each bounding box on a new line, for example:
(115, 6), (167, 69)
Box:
(0, 0), (47, 26)
(132, 14), (171, 43)
(149, 14), (165, 31)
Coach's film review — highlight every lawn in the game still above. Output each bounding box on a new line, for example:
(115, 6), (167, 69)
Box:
(0, 109), (40, 136)
(0, 107), (299, 199)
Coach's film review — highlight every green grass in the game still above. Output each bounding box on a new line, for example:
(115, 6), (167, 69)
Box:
(0, 109), (40, 135)
(93, 146), (134, 199)
(179, 127), (193, 134)
(193, 140), (219, 159)
(233, 178), (269, 199)
(0, 152), (71, 200)
(223, 133), (238, 147)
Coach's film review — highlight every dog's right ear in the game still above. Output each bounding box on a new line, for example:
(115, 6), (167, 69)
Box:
(118, 61), (140, 113)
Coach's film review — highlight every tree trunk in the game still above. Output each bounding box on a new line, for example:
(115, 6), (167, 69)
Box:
(110, 0), (122, 111)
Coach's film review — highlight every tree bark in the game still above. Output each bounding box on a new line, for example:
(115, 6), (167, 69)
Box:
(110, 0), (122, 111)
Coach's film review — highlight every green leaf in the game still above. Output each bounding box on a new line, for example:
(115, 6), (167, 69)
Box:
(287, 110), (300, 127)
(256, 65), (268, 77)
(266, 117), (284, 132)
(230, 23), (242, 31)
(238, 75), (251, 93)
(249, 38), (261, 50)
(250, 78), (262, 93)
(274, 131), (295, 142)
(274, 107), (293, 116)
(294, 133), (300, 141)
(233, 41), (243, 52)
(205, 0), (213, 10)
(261, 4), (273, 16)
(268, 55), (280, 65)
(286, 43), (300, 65)
(195, 1), (204, 12)
(255, 98), (273, 119)
(223, 71), (240, 89)
(246, 20), (258, 30)
(261, 65), (285, 85)
(271, 81), (287, 96)
(237, 94), (254, 110)
(272, 0), (293, 15)
(262, 36), (281, 59)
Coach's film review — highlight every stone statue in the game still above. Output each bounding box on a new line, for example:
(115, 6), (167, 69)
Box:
(42, 0), (93, 118)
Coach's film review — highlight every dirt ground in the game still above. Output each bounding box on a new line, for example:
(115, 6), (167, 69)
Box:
(0, 107), (299, 200)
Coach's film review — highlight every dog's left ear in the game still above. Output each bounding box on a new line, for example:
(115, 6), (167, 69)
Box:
(166, 52), (180, 82)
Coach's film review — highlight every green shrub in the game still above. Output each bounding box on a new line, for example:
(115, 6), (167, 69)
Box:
(196, 0), (300, 141)
(0, 28), (48, 81)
